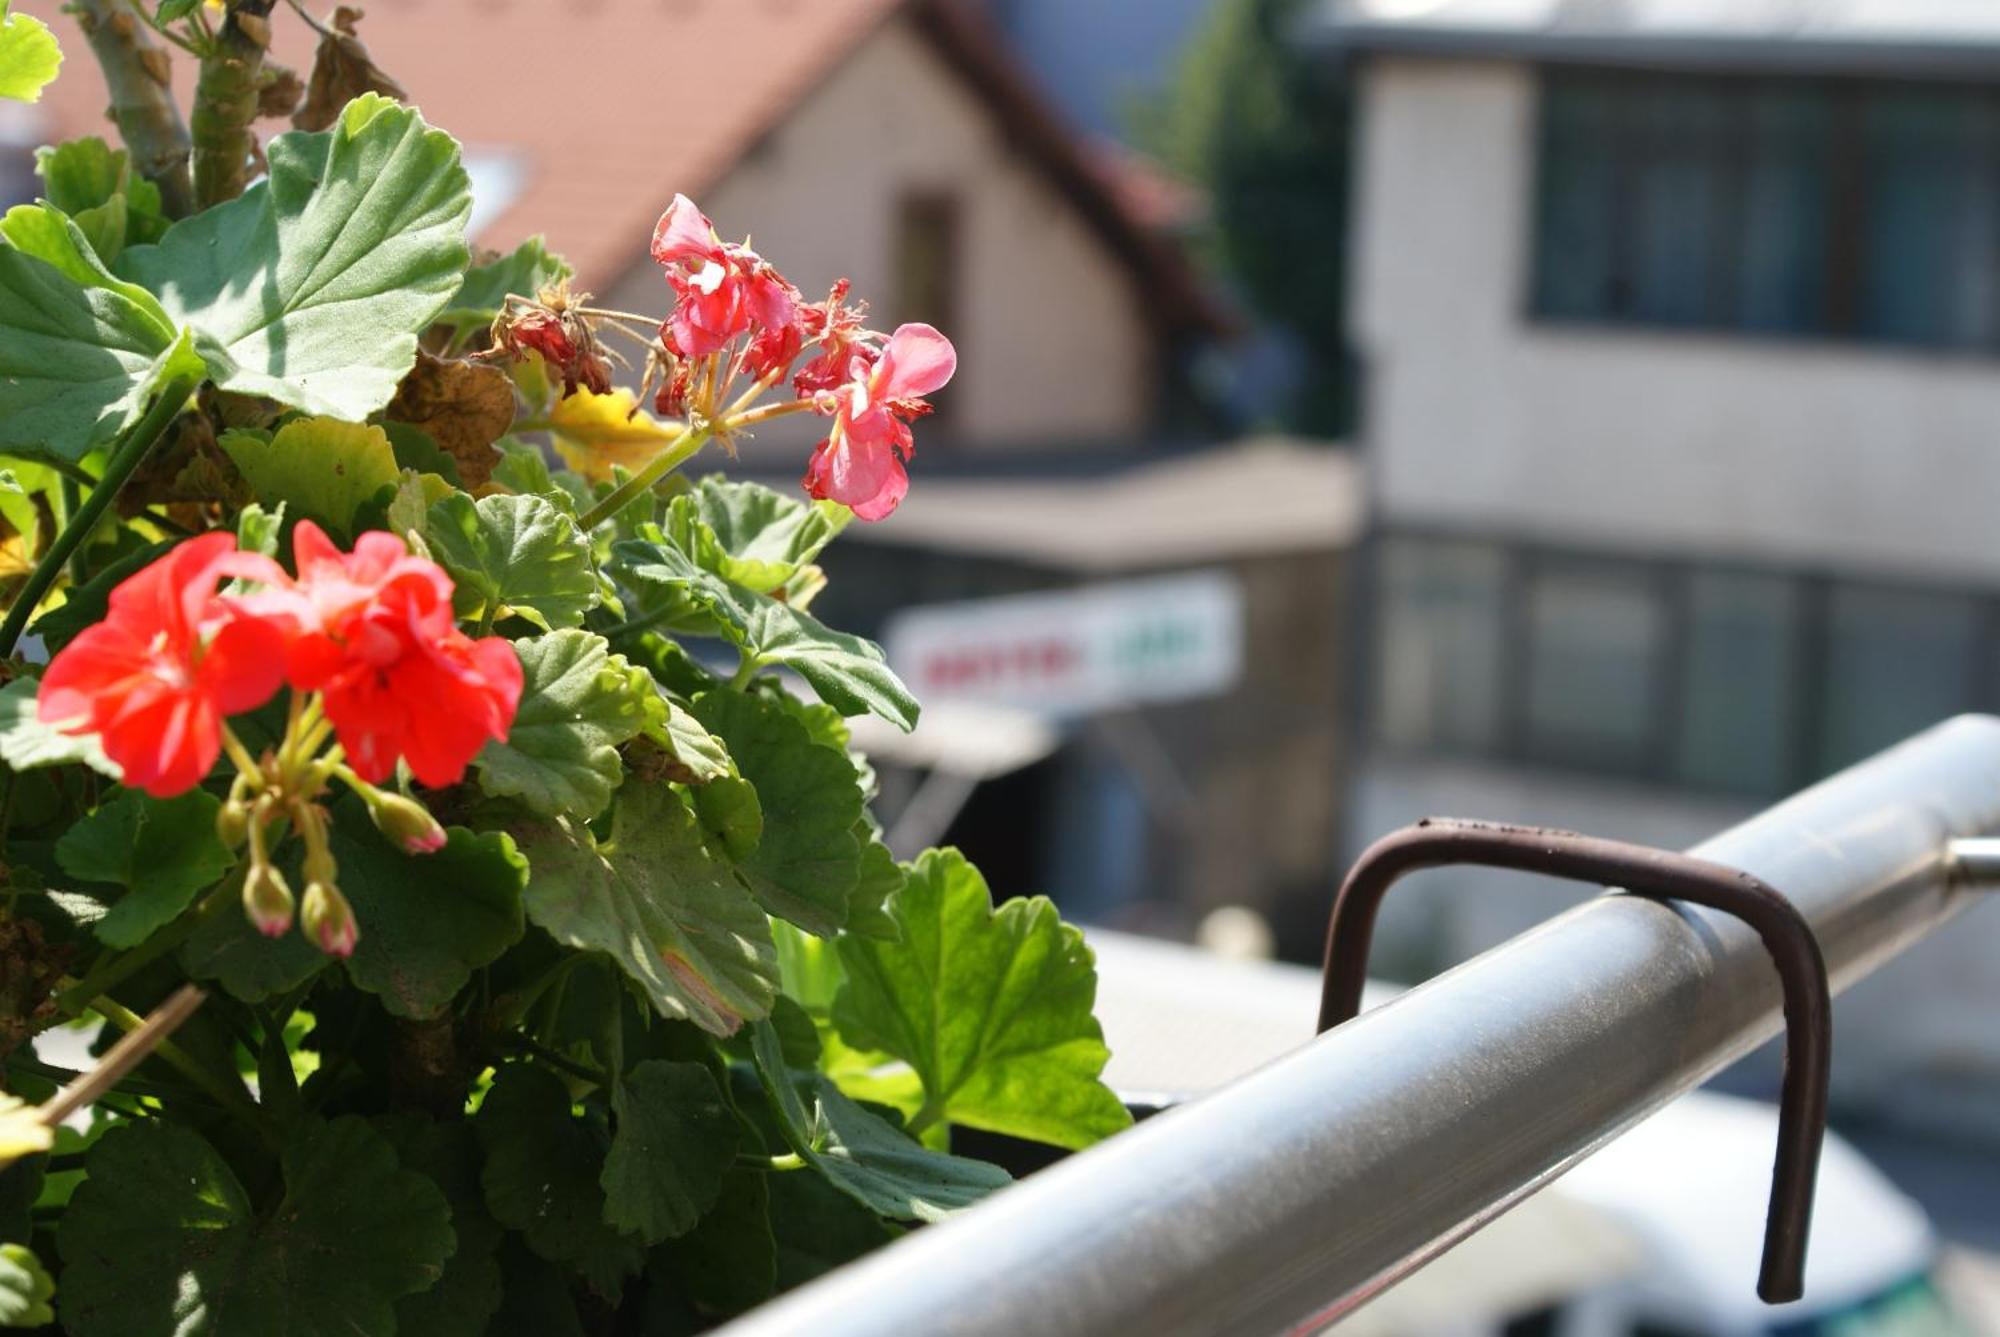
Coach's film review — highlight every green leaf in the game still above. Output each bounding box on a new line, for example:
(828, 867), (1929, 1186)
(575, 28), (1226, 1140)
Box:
(691, 690), (860, 937)
(602, 1060), (739, 1244)
(0, 209), (202, 463)
(613, 537), (917, 730)
(649, 692), (732, 784)
(338, 819), (527, 1019)
(0, 678), (117, 778)
(472, 630), (644, 820)
(767, 1171), (898, 1291)
(438, 235), (571, 334)
(846, 831), (904, 941)
(834, 849), (1131, 1151)
(119, 95), (473, 421)
(515, 783), (777, 1037)
(647, 1169), (775, 1318)
(474, 1064), (643, 1302)
(220, 416), (399, 539)
(748, 1021), (1009, 1222)
(692, 776), (760, 862)
(0, 1243), (53, 1328)
(234, 501), (284, 558)
(58, 1117), (454, 1337)
(669, 478), (849, 593)
(153, 0), (201, 24)
(382, 422), (461, 485)
(426, 493), (597, 631)
(178, 892), (327, 1002)
(376, 1115), (505, 1337)
(0, 3), (59, 103)
(56, 789), (233, 949)
(33, 137), (167, 260)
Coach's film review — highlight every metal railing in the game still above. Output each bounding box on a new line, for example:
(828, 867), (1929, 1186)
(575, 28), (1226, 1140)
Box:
(719, 715), (2000, 1337)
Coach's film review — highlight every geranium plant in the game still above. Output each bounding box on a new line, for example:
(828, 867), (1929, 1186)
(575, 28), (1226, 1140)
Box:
(0, 6), (1129, 1332)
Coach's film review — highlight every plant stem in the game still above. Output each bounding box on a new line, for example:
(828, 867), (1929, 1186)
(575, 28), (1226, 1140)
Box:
(0, 372), (200, 659)
(69, 0), (196, 217)
(501, 1032), (608, 1088)
(730, 655), (760, 689)
(189, 0), (277, 210)
(39, 984), (205, 1128)
(89, 988), (274, 1142)
(574, 421), (715, 531)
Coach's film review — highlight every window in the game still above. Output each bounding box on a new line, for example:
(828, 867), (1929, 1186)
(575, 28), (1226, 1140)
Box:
(1532, 71), (2000, 348)
(1521, 562), (1670, 770)
(1374, 538), (1509, 752)
(893, 193), (958, 332)
(1676, 572), (1799, 793)
(1818, 587), (1983, 774)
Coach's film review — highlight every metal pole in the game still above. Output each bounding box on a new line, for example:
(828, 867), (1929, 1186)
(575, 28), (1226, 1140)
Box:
(718, 716), (2000, 1337)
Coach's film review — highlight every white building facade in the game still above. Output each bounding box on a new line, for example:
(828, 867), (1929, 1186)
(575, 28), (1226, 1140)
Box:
(1322, 2), (2000, 1133)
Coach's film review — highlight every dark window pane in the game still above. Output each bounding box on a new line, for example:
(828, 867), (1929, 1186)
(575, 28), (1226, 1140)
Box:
(1739, 89), (1833, 333)
(1819, 587), (1982, 774)
(1535, 78), (1619, 318)
(1375, 539), (1508, 751)
(1627, 83), (1735, 325)
(1859, 91), (2000, 347)
(1522, 565), (1668, 769)
(1677, 572), (1798, 793)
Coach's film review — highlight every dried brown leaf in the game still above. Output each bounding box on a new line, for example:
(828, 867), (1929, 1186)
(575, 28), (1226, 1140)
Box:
(385, 353), (519, 490)
(292, 5), (408, 133)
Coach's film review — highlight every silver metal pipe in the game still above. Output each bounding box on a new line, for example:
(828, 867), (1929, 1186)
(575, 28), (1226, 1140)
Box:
(721, 715), (2000, 1337)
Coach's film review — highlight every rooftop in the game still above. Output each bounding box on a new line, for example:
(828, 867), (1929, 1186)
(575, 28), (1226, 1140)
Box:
(821, 439), (1363, 572)
(1308, 0), (2000, 77)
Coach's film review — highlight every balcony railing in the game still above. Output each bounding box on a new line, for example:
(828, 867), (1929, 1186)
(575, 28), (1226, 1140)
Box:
(717, 715), (2000, 1337)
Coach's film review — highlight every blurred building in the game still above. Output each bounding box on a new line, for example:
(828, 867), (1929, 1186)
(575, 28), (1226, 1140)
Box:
(1312, 0), (2000, 1135)
(15, 0), (1225, 461)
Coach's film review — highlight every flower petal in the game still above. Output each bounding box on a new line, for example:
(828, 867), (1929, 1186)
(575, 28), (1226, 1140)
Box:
(875, 323), (956, 400)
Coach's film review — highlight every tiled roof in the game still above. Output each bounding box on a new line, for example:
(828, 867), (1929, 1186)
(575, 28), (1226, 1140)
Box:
(21, 0), (1225, 333)
(26, 0), (900, 286)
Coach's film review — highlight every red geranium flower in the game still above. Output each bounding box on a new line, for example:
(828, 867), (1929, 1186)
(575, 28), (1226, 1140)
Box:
(38, 533), (289, 797)
(256, 522), (523, 788)
(802, 322), (956, 521)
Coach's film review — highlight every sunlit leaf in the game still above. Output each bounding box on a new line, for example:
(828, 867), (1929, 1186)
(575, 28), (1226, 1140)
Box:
(220, 416), (399, 538)
(546, 388), (682, 484)
(0, 3), (60, 103)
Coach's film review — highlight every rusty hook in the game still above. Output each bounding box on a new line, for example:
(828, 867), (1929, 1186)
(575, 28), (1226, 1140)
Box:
(1316, 818), (1832, 1305)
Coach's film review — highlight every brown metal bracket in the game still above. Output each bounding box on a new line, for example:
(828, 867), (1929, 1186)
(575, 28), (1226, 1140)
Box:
(1317, 818), (1832, 1305)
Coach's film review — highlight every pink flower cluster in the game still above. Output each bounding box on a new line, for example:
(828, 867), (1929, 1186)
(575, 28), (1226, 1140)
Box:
(648, 195), (956, 521)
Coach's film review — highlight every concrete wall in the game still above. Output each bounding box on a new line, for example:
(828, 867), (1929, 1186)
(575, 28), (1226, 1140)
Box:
(600, 17), (1155, 466)
(1351, 56), (2000, 585)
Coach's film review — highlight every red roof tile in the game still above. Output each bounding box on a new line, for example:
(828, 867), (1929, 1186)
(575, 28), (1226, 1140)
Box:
(18, 0), (1225, 333)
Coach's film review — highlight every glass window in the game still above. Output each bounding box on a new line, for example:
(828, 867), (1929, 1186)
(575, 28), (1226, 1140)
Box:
(1374, 539), (1509, 751)
(1819, 586), (1983, 775)
(1530, 71), (2000, 350)
(1676, 572), (1799, 793)
(1522, 564), (1669, 769)
(1858, 90), (2000, 347)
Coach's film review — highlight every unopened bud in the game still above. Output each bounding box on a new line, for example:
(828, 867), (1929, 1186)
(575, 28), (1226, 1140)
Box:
(300, 882), (358, 958)
(367, 791), (448, 855)
(302, 838), (338, 889)
(216, 799), (250, 851)
(243, 864), (294, 938)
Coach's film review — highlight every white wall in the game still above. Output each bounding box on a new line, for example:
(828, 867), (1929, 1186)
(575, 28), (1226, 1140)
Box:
(1352, 56), (2000, 584)
(600, 18), (1154, 465)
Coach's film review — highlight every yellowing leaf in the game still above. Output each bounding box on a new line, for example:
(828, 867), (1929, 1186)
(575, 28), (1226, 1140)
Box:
(0, 3), (61, 104)
(0, 1094), (51, 1163)
(547, 388), (682, 483)
(221, 416), (399, 537)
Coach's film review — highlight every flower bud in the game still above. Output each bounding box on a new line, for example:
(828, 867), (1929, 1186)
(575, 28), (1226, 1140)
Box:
(242, 863), (294, 938)
(300, 882), (358, 958)
(215, 799), (250, 851)
(302, 837), (338, 889)
(366, 791), (448, 855)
